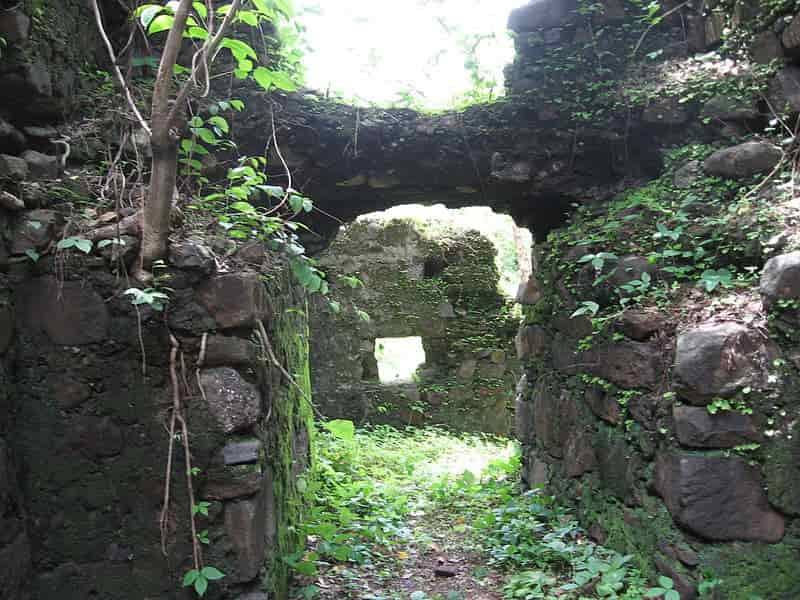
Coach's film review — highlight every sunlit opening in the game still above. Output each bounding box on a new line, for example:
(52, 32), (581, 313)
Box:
(295, 0), (522, 109)
(375, 337), (426, 383)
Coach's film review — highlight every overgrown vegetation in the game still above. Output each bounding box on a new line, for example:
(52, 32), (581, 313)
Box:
(290, 423), (689, 600)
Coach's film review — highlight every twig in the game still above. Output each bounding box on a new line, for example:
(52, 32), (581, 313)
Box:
(90, 0), (151, 136)
(632, 2), (691, 58)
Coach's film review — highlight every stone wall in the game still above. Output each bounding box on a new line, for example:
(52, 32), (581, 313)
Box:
(0, 200), (314, 599)
(309, 216), (520, 434)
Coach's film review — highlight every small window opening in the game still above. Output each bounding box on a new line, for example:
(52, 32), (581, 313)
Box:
(374, 337), (426, 383)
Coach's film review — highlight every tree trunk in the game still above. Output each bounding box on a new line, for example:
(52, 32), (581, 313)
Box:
(140, 134), (179, 268)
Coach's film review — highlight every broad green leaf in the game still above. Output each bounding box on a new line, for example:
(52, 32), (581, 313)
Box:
(658, 576), (674, 589)
(208, 116), (230, 134)
(201, 566), (225, 580)
(182, 569), (199, 586)
(24, 249), (40, 262)
(148, 14), (175, 34)
(192, 1), (208, 18)
(230, 99), (245, 111)
(268, 69), (297, 91)
(665, 591), (680, 600)
(220, 38), (257, 61)
(194, 574), (208, 597)
(253, 66), (273, 91)
(185, 26), (209, 39)
(136, 4), (162, 27)
(237, 10), (259, 26)
(231, 201), (256, 213)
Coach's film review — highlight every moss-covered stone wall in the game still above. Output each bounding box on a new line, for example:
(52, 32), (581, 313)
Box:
(309, 216), (520, 434)
(0, 210), (313, 599)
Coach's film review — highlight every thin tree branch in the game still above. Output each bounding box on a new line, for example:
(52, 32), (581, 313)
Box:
(90, 0), (151, 136)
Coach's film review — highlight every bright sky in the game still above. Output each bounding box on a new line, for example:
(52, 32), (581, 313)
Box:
(294, 0), (523, 109)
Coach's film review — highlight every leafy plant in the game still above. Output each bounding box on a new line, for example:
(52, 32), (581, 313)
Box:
(645, 576), (680, 600)
(182, 566), (225, 597)
(56, 236), (93, 254)
(124, 287), (170, 311)
(571, 301), (600, 319)
(700, 269), (733, 292)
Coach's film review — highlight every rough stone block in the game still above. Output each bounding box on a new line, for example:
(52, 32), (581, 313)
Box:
(616, 309), (668, 341)
(533, 382), (576, 458)
(22, 150), (59, 179)
(760, 251), (800, 309)
(0, 306), (13, 355)
(200, 368), (262, 434)
(515, 398), (535, 444)
(66, 416), (123, 458)
(169, 239), (215, 275)
(18, 276), (109, 345)
(673, 322), (777, 405)
(0, 10), (30, 45)
(204, 470), (262, 501)
(673, 405), (760, 448)
(0, 154), (28, 180)
(752, 31), (784, 64)
(703, 141), (782, 179)
(0, 118), (26, 155)
(642, 98), (689, 125)
(198, 272), (269, 329)
(588, 340), (662, 390)
(204, 335), (257, 367)
(653, 453), (784, 542)
(584, 387), (621, 425)
(515, 325), (548, 360)
(564, 431), (596, 478)
(225, 496), (267, 583)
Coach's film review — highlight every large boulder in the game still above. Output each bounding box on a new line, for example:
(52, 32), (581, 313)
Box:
(673, 405), (760, 448)
(508, 0), (578, 32)
(760, 251), (800, 309)
(767, 66), (800, 115)
(653, 453), (785, 543)
(703, 141), (782, 179)
(588, 340), (663, 390)
(673, 322), (777, 405)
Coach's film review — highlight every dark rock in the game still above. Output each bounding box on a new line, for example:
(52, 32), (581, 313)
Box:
(99, 234), (138, 266)
(584, 387), (622, 425)
(0, 305), (13, 354)
(760, 251), (800, 309)
(564, 431), (596, 477)
(533, 382), (576, 458)
(751, 31), (784, 64)
(659, 542), (700, 568)
(235, 242), (268, 264)
(438, 300), (456, 318)
(609, 255), (657, 288)
(18, 276), (109, 345)
(0, 531), (31, 598)
(673, 405), (760, 448)
(642, 98), (689, 125)
(515, 398), (535, 444)
(204, 335), (256, 367)
(704, 11), (724, 48)
(703, 141), (782, 179)
(0, 10), (30, 45)
(169, 239), (215, 275)
(508, 0), (578, 32)
(672, 161), (701, 189)
(22, 150), (59, 179)
(11, 209), (61, 254)
(67, 416), (123, 458)
(225, 495), (267, 583)
(701, 94), (759, 123)
(0, 154), (28, 180)
(653, 453), (785, 542)
(106, 543), (133, 563)
(168, 294), (216, 334)
(782, 14), (800, 50)
(457, 358), (477, 380)
(0, 191), (24, 211)
(767, 66), (800, 114)
(764, 422), (800, 516)
(0, 118), (26, 154)
(198, 272), (269, 329)
(235, 594), (269, 600)
(686, 16), (706, 53)
(53, 376), (92, 409)
(199, 367), (262, 434)
(596, 434), (638, 502)
(673, 322), (777, 405)
(222, 439), (262, 465)
(22, 125), (58, 141)
(434, 565), (457, 577)
(589, 340), (662, 390)
(204, 470), (263, 501)
(588, 522), (607, 544)
(617, 309), (668, 341)
(515, 325), (548, 360)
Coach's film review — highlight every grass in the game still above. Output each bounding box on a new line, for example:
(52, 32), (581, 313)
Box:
(290, 423), (688, 600)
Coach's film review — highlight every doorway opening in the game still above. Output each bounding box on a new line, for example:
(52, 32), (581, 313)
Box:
(375, 337), (426, 383)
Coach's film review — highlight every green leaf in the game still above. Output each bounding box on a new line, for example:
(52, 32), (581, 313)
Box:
(200, 566), (225, 580)
(136, 4), (162, 27)
(658, 576), (674, 589)
(253, 66), (273, 91)
(192, 1), (208, 18)
(237, 9), (259, 26)
(665, 591), (680, 600)
(194, 574), (208, 596)
(231, 201), (256, 213)
(24, 249), (40, 262)
(267, 69), (297, 91)
(148, 13), (175, 34)
(230, 99), (245, 111)
(182, 569), (200, 586)
(220, 38), (257, 61)
(324, 419), (355, 441)
(208, 116), (230, 134)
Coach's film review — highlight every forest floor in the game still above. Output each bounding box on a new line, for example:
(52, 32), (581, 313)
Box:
(287, 424), (668, 600)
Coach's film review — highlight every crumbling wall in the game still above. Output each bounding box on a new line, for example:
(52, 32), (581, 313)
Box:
(309, 216), (519, 434)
